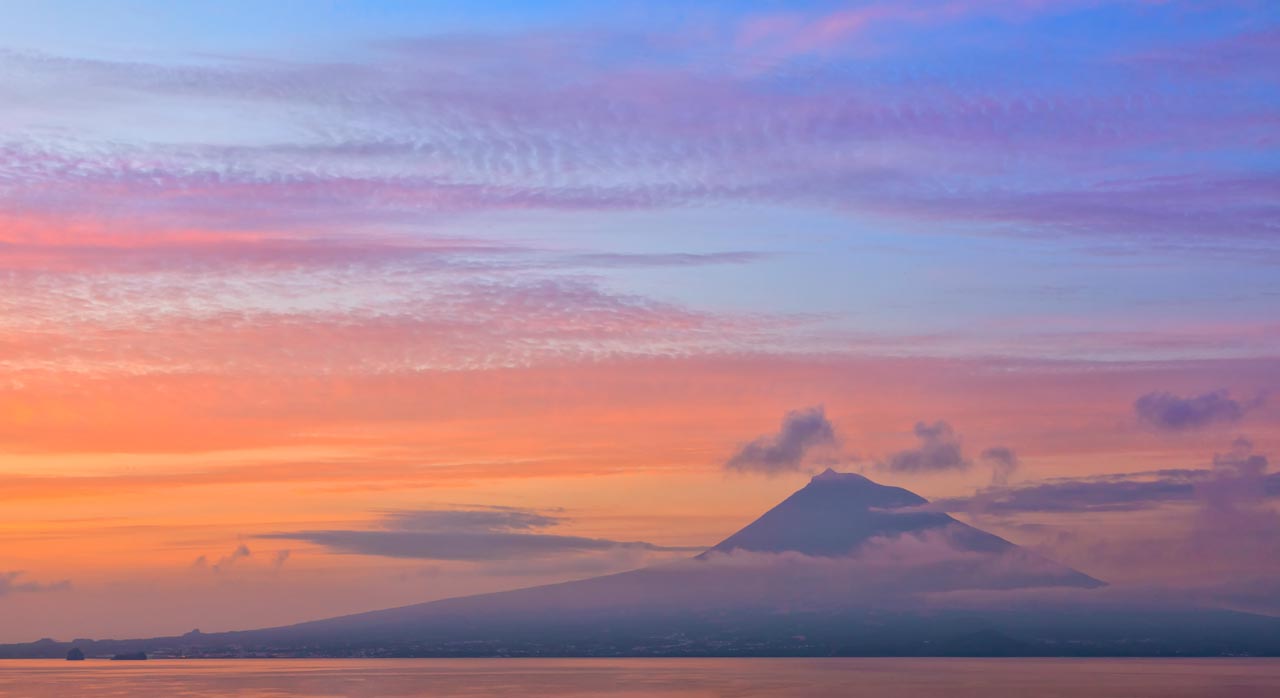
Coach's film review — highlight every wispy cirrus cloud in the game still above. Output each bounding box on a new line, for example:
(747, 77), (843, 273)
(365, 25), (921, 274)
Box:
(1, 5), (1275, 245)
(0, 270), (793, 374)
(0, 3), (1274, 392)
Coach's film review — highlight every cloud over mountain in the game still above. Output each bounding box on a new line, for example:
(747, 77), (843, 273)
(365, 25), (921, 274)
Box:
(877, 421), (968, 474)
(726, 406), (838, 475)
(981, 447), (1019, 486)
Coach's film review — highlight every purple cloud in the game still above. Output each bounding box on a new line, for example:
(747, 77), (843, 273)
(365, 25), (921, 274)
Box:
(259, 507), (699, 561)
(725, 406), (839, 475)
(937, 440), (1276, 515)
(381, 507), (562, 533)
(1, 12), (1275, 248)
(0, 571), (71, 597)
(1134, 389), (1260, 431)
(981, 447), (1019, 486)
(878, 421), (968, 474)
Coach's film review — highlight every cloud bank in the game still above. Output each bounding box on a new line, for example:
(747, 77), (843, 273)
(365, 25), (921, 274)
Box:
(937, 441), (1277, 516)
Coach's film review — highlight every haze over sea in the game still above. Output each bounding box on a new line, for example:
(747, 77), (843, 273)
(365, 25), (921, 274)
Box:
(3, 659), (1279, 697)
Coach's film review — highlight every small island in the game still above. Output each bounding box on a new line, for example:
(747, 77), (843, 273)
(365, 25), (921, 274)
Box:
(65, 647), (85, 661)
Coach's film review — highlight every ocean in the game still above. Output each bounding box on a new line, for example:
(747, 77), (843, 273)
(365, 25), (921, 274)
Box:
(1, 657), (1278, 697)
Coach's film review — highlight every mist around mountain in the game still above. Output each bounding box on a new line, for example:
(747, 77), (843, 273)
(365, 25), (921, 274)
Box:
(6, 471), (1279, 658)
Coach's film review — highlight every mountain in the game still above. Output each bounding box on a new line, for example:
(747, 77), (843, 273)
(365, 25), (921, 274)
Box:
(701, 469), (1103, 591)
(4, 471), (1279, 658)
(706, 469), (933, 557)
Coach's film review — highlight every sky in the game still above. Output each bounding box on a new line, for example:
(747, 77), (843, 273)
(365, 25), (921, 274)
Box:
(1, 0), (1278, 642)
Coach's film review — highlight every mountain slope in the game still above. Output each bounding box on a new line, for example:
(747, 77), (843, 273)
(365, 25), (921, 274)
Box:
(8, 471), (1278, 657)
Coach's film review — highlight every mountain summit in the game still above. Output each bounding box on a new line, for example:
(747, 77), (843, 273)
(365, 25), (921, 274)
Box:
(702, 469), (1103, 590)
(705, 469), (932, 557)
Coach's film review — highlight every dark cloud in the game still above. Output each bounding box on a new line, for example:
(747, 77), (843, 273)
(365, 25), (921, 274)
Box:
(1197, 438), (1276, 534)
(1212, 437), (1269, 477)
(936, 474), (1204, 514)
(259, 507), (701, 562)
(958, 441), (1280, 614)
(264, 530), (695, 561)
(981, 447), (1019, 486)
(1134, 389), (1260, 431)
(878, 421), (968, 474)
(938, 440), (1276, 515)
(194, 544), (253, 573)
(0, 571), (70, 596)
(725, 406), (838, 475)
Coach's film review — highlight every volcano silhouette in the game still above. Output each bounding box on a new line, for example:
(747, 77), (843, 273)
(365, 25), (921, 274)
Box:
(281, 469), (1100, 635)
(710, 469), (1088, 565)
(697, 469), (1103, 591)
(708, 468), (935, 556)
(14, 472), (1280, 657)
(277, 469), (1100, 636)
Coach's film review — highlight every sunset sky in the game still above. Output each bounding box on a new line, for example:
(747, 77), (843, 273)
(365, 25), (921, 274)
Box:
(2, 0), (1278, 642)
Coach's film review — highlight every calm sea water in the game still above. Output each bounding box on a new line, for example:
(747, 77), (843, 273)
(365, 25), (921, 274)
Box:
(1, 658), (1278, 697)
